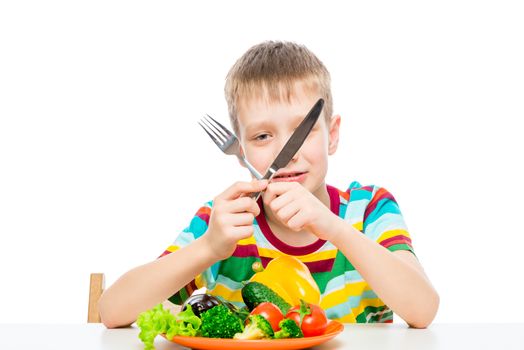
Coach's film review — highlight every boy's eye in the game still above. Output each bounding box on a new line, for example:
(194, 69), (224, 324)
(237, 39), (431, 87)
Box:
(254, 133), (270, 141)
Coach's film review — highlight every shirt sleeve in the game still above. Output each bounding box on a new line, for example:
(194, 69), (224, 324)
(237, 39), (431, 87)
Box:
(158, 201), (221, 305)
(362, 187), (415, 255)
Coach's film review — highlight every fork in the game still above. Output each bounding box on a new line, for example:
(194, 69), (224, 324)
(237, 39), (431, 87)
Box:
(198, 114), (263, 180)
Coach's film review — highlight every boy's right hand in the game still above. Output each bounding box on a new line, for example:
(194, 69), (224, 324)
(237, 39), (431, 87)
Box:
(203, 180), (267, 261)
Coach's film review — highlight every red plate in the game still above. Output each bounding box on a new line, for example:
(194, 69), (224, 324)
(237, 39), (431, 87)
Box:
(162, 320), (343, 350)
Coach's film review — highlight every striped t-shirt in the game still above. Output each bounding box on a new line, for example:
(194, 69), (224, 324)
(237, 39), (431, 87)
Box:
(160, 181), (414, 323)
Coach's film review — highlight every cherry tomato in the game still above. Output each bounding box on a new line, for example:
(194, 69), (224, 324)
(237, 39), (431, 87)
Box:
(250, 302), (284, 332)
(285, 302), (328, 337)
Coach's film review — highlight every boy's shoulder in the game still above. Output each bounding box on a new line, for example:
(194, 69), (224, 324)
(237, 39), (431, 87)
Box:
(347, 180), (387, 193)
(336, 181), (390, 203)
(334, 181), (401, 216)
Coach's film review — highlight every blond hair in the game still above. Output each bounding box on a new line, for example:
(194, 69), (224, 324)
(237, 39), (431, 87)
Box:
(224, 41), (333, 136)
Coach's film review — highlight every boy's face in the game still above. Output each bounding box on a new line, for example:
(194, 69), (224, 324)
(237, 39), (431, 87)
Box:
(236, 81), (340, 200)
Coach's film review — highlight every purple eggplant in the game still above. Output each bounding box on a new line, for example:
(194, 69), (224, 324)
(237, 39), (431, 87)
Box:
(181, 294), (221, 317)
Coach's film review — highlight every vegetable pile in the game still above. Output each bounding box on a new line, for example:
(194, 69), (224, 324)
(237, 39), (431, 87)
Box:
(137, 256), (330, 349)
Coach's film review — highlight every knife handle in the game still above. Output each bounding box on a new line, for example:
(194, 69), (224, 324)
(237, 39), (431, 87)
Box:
(250, 168), (277, 201)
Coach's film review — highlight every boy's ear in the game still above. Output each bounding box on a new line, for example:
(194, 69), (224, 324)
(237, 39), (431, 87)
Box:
(328, 115), (341, 155)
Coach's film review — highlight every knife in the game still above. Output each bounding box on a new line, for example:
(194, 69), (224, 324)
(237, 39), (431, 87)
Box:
(251, 98), (324, 201)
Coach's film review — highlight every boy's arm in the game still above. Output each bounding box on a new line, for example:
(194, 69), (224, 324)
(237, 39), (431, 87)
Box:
(98, 180), (267, 328)
(329, 218), (439, 328)
(98, 235), (218, 328)
(264, 182), (439, 328)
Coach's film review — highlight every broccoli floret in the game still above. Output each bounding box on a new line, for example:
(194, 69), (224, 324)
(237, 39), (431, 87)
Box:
(199, 304), (244, 338)
(274, 318), (304, 339)
(214, 296), (251, 323)
(233, 314), (274, 340)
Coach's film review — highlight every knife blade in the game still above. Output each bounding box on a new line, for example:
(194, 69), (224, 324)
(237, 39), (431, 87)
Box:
(251, 98), (324, 200)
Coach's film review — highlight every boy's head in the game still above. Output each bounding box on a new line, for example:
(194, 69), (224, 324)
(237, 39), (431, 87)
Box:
(224, 41), (333, 137)
(224, 41), (340, 202)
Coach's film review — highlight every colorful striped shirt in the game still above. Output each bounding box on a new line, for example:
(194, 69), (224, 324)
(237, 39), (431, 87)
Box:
(160, 181), (414, 323)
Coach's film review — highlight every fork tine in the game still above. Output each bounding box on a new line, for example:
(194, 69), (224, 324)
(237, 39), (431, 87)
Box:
(198, 120), (224, 147)
(201, 117), (229, 143)
(205, 114), (234, 138)
(200, 117), (227, 143)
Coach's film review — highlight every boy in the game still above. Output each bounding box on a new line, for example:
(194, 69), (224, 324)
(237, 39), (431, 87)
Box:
(99, 41), (439, 329)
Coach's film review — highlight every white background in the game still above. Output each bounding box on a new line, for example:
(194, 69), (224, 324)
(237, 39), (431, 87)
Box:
(1, 1), (523, 324)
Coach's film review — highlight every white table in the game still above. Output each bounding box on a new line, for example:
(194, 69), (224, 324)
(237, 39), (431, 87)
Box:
(0, 323), (523, 350)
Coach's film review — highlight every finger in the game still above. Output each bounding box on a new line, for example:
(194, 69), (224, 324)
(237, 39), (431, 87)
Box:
(286, 211), (308, 232)
(211, 212), (254, 233)
(219, 180), (268, 200)
(264, 182), (296, 205)
(228, 212), (256, 226)
(266, 190), (295, 213)
(230, 225), (255, 240)
(226, 196), (260, 215)
(249, 199), (261, 217)
(276, 201), (301, 224)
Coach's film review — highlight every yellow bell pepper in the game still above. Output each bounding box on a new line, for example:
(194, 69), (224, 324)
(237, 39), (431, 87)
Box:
(250, 255), (321, 307)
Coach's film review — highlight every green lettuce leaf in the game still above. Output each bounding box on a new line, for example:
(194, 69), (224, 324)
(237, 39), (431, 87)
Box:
(137, 303), (201, 350)
(175, 306), (202, 330)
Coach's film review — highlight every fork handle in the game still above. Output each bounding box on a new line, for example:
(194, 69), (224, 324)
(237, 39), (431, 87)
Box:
(242, 158), (263, 180)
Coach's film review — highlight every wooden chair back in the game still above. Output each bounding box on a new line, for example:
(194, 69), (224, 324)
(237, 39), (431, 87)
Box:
(88, 273), (105, 323)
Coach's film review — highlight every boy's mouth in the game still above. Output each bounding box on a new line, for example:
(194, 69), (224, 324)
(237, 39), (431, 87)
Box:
(272, 171), (307, 182)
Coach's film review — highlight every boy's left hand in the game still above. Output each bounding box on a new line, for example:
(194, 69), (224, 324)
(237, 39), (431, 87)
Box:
(263, 182), (339, 241)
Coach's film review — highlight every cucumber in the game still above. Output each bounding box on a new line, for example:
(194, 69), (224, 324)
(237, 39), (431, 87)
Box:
(241, 281), (291, 314)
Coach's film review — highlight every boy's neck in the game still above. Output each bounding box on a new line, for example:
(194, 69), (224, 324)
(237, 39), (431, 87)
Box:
(263, 183), (331, 247)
